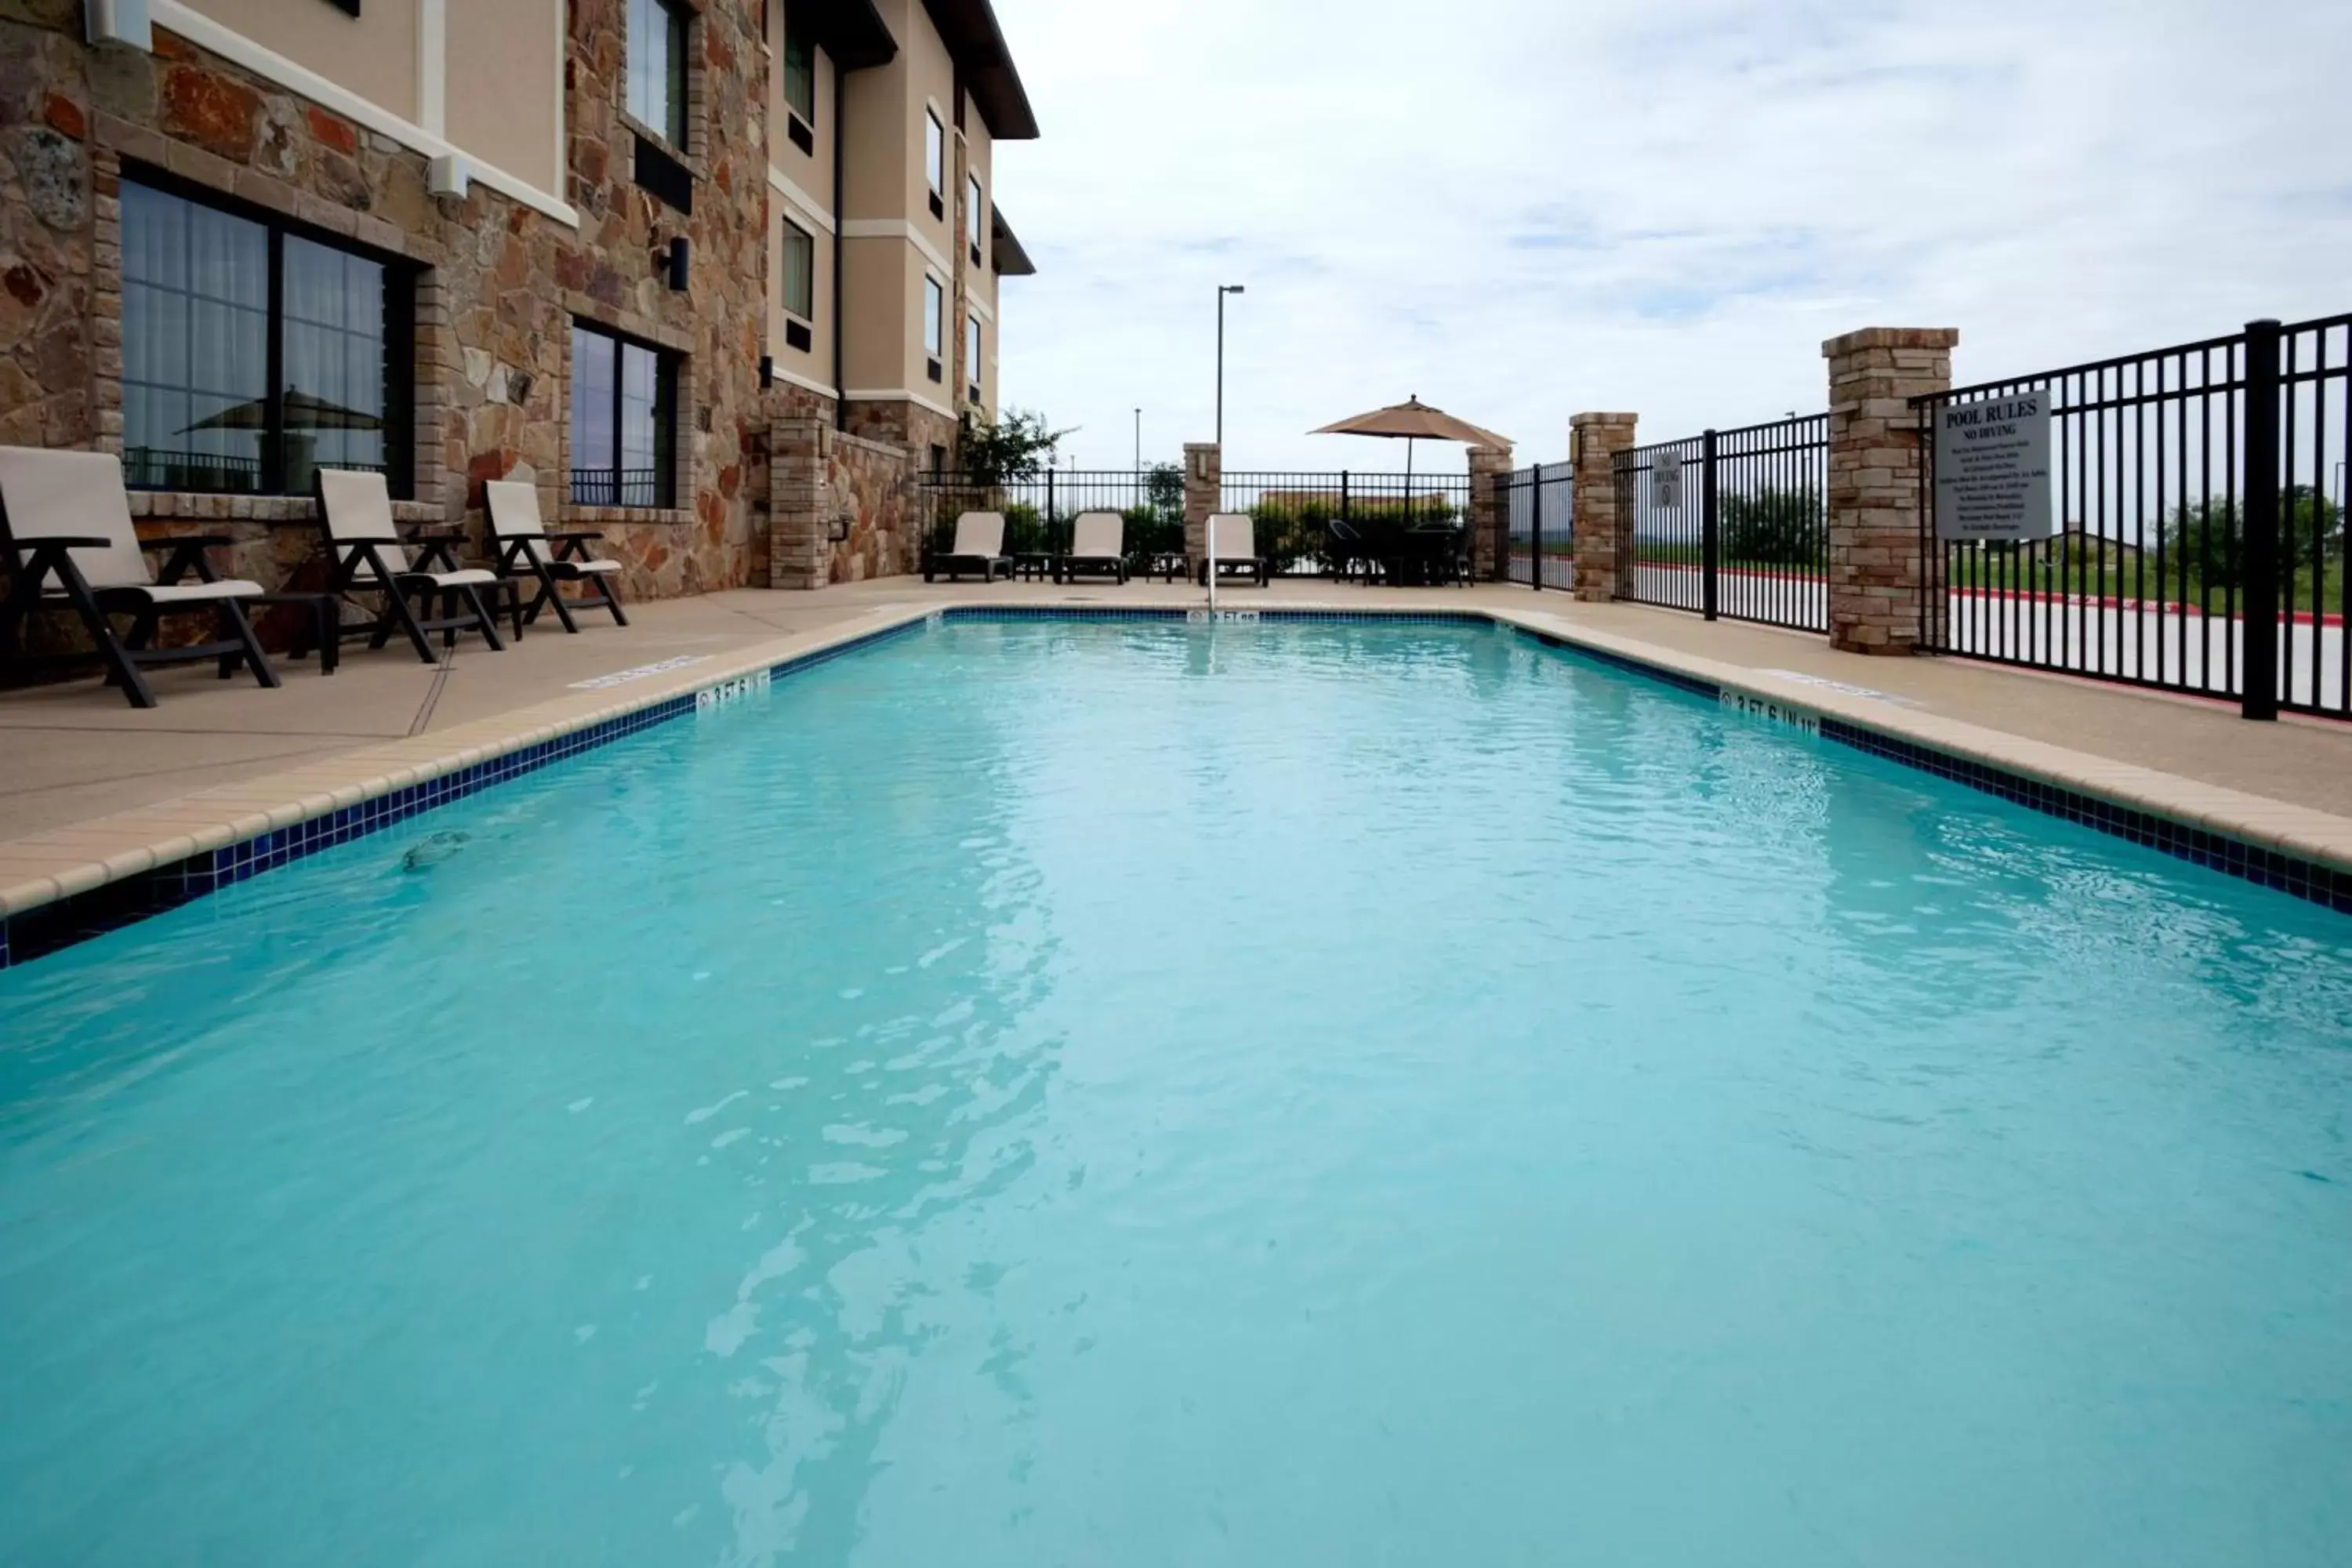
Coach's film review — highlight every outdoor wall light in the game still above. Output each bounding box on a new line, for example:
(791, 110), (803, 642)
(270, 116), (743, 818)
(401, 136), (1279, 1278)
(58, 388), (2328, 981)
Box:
(666, 236), (691, 292)
(86, 0), (151, 49)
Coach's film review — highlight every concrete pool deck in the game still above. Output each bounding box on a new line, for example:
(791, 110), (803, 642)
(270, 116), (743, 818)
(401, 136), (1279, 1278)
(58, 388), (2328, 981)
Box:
(5, 579), (2352, 935)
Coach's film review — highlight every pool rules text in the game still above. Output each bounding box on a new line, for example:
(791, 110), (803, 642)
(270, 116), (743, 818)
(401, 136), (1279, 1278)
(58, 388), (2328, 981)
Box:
(1933, 392), (2055, 542)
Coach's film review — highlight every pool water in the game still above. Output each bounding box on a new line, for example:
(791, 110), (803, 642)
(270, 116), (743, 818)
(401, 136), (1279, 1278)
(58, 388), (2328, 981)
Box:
(2, 619), (2349, 1566)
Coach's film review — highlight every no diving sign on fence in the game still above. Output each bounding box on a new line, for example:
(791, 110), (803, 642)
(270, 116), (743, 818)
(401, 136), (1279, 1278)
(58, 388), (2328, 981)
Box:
(1934, 392), (2055, 542)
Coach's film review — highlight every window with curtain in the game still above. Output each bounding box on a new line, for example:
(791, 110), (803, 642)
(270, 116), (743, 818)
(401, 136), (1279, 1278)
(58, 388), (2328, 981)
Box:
(782, 19), (815, 125)
(923, 277), (943, 374)
(965, 314), (982, 401)
(780, 217), (814, 321)
(925, 111), (945, 198)
(966, 172), (983, 261)
(570, 321), (677, 510)
(627, 0), (689, 147)
(121, 176), (403, 496)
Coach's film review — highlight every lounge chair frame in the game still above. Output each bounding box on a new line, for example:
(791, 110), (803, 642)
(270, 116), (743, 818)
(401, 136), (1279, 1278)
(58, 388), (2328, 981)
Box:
(925, 511), (1014, 583)
(0, 449), (278, 709)
(313, 469), (506, 662)
(485, 480), (629, 633)
(1057, 511), (1130, 584)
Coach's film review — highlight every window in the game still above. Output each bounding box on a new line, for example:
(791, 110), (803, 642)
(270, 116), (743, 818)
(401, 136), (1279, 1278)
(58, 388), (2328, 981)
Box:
(121, 176), (405, 497)
(782, 18), (815, 127)
(570, 321), (677, 510)
(627, 0), (689, 148)
(965, 314), (982, 403)
(780, 217), (814, 322)
(923, 276), (943, 380)
(924, 110), (945, 220)
(966, 172), (983, 263)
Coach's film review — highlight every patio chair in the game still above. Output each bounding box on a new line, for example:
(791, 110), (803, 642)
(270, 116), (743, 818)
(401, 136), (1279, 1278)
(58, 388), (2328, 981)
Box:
(925, 511), (1013, 583)
(1058, 511), (1129, 584)
(314, 468), (507, 662)
(0, 446), (278, 709)
(484, 479), (629, 633)
(1200, 513), (1269, 586)
(1324, 517), (1378, 583)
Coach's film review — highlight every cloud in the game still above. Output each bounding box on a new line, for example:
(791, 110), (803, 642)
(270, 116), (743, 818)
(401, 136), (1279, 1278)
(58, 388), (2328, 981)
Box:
(985, 0), (2352, 470)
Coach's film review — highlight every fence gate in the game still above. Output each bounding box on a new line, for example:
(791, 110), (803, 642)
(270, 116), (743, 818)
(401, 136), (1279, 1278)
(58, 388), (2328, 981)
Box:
(1612, 415), (1828, 632)
(1498, 462), (1574, 588)
(1915, 314), (2351, 721)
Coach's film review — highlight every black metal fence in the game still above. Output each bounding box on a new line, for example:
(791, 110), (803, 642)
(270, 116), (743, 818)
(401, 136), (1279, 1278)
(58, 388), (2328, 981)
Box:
(1613, 415), (1828, 631)
(1915, 314), (2351, 720)
(917, 468), (1185, 565)
(1497, 461), (1574, 589)
(1220, 471), (1475, 581)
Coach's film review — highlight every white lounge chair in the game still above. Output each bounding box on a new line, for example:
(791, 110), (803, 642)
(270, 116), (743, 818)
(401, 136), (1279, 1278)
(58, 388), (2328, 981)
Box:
(1202, 513), (1269, 586)
(484, 479), (628, 633)
(314, 468), (508, 660)
(1058, 510), (1128, 583)
(0, 446), (278, 709)
(926, 510), (1013, 583)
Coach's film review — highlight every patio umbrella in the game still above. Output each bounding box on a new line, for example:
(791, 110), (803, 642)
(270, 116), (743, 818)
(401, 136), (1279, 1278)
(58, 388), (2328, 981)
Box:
(1310, 396), (1511, 523)
(180, 388), (385, 433)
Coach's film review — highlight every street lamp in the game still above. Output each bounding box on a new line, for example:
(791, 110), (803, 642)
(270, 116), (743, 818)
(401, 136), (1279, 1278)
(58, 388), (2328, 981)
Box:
(1216, 285), (1245, 449)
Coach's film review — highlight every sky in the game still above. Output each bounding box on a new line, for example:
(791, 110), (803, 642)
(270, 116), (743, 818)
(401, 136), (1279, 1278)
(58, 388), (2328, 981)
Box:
(981, 0), (2352, 474)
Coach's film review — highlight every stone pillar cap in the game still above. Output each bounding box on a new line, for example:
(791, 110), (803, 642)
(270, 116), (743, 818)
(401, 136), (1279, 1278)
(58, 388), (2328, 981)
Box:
(1569, 411), (1639, 426)
(1822, 327), (1960, 357)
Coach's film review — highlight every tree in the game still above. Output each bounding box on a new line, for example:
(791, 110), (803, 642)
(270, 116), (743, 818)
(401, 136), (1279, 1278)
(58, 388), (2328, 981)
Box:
(955, 407), (1073, 485)
(1144, 461), (1182, 520)
(1719, 485), (1822, 567)
(2160, 487), (2341, 588)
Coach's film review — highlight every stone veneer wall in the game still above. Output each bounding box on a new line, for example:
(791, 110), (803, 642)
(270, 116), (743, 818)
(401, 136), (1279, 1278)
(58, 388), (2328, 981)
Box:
(766, 405), (923, 590)
(1569, 412), (1639, 601)
(1822, 328), (1958, 655)
(1466, 444), (1513, 582)
(0, 0), (771, 637)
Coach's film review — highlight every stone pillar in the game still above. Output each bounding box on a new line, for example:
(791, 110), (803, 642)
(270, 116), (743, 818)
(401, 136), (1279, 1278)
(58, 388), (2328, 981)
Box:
(1823, 327), (1957, 655)
(1182, 441), (1220, 565)
(769, 416), (830, 589)
(1569, 412), (1639, 601)
(1466, 444), (1513, 582)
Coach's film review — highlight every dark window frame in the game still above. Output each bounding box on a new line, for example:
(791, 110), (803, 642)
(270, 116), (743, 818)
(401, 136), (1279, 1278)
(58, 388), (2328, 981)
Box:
(629, 0), (691, 151)
(118, 165), (413, 500)
(779, 215), (815, 324)
(569, 319), (680, 511)
(782, 15), (817, 135)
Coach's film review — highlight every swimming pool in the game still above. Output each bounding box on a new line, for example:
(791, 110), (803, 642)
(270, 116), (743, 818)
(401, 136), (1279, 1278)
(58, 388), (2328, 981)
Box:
(2, 616), (2347, 1566)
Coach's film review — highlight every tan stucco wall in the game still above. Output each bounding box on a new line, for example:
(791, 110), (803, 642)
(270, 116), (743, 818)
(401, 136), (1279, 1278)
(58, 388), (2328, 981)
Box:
(765, 5), (836, 213)
(840, 234), (908, 393)
(445, 0), (561, 192)
(768, 200), (835, 389)
(186, 0), (421, 123)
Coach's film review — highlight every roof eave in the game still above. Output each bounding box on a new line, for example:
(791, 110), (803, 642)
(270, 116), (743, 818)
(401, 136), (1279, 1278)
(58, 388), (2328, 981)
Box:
(922, 0), (1041, 140)
(991, 209), (1036, 276)
(811, 0), (898, 71)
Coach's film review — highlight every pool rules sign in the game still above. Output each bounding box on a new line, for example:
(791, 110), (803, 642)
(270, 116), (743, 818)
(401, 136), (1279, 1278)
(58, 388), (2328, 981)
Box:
(1933, 392), (2056, 541)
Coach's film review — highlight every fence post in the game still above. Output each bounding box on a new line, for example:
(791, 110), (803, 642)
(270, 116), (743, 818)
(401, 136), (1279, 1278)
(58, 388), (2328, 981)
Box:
(1823, 327), (1958, 654)
(2241, 318), (2283, 721)
(1570, 412), (1639, 601)
(1700, 427), (1719, 620)
(1468, 445), (1513, 583)
(1341, 470), (1350, 527)
(1182, 442), (1220, 570)
(1530, 463), (1543, 590)
(1045, 466), (1057, 552)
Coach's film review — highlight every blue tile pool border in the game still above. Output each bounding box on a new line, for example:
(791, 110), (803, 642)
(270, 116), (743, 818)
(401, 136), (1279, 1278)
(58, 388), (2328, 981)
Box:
(5, 606), (2347, 971)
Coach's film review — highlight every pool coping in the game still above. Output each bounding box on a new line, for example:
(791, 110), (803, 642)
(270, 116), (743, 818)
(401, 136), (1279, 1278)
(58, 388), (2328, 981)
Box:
(5, 599), (2350, 967)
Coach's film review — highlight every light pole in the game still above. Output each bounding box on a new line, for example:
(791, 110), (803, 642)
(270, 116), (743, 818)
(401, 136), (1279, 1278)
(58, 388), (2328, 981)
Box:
(1216, 285), (1245, 449)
